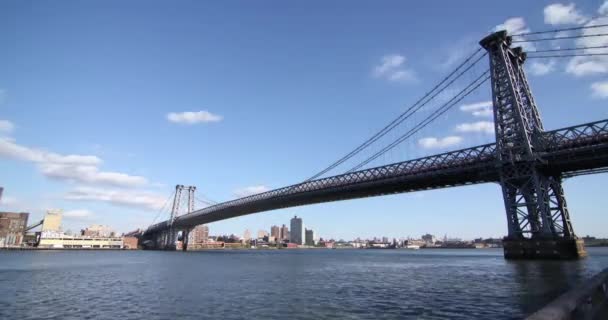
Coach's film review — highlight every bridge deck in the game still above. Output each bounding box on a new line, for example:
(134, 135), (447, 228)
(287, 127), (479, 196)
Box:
(145, 119), (608, 234)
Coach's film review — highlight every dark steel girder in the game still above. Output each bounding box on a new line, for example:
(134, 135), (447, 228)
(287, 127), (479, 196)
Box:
(144, 119), (608, 236)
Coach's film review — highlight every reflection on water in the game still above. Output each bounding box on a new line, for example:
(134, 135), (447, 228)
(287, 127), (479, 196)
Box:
(508, 259), (588, 315)
(1, 247), (607, 320)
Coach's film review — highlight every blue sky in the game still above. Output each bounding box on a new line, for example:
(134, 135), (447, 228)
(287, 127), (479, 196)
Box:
(1, 0), (607, 240)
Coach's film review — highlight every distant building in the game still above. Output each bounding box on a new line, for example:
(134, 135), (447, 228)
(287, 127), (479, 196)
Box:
(122, 237), (138, 249)
(290, 216), (304, 245)
(243, 229), (251, 241)
(42, 209), (62, 233)
(270, 225), (280, 240)
(189, 224), (209, 244)
(257, 230), (269, 239)
(382, 236), (389, 243)
(82, 224), (115, 237)
(280, 224), (289, 241)
(38, 235), (123, 249)
(305, 228), (315, 246)
(123, 229), (142, 237)
(421, 234), (436, 244)
(35, 209), (130, 249)
(0, 212), (29, 246)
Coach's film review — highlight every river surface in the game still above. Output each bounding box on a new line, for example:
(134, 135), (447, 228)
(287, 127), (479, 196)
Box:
(1, 248), (607, 320)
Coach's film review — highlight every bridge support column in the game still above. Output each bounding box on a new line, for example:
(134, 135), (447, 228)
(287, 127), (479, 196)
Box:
(480, 30), (586, 259)
(164, 228), (177, 250)
(503, 238), (586, 260)
(181, 228), (191, 251)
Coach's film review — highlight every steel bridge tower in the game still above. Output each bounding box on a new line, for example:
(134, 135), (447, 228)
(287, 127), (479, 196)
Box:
(480, 31), (585, 259)
(163, 185), (196, 250)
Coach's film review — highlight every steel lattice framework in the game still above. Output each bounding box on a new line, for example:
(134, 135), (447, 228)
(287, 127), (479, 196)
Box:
(159, 185), (197, 249)
(144, 119), (608, 235)
(143, 31), (608, 249)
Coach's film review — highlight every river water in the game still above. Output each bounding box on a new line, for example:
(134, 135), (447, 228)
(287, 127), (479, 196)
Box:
(1, 248), (607, 320)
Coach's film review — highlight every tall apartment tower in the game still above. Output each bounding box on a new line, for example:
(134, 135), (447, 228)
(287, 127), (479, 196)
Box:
(280, 224), (289, 241)
(305, 228), (315, 246)
(270, 225), (280, 240)
(289, 216), (304, 245)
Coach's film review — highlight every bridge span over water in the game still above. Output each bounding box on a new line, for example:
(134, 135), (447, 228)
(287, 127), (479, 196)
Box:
(143, 30), (608, 259)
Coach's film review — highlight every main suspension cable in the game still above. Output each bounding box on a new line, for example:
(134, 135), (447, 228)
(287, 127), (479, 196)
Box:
(512, 23), (608, 37)
(150, 190), (176, 226)
(527, 53), (608, 59)
(195, 195), (217, 207)
(512, 33), (608, 43)
(347, 71), (490, 173)
(305, 49), (487, 181)
(526, 45), (608, 53)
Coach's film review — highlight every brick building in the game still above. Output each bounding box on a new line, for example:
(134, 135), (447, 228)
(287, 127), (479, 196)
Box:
(0, 212), (29, 246)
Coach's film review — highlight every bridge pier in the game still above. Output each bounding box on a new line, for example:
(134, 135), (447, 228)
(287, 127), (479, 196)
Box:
(181, 228), (191, 251)
(503, 238), (586, 260)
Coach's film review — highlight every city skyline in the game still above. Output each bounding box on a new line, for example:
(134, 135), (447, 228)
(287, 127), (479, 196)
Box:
(1, 1), (608, 239)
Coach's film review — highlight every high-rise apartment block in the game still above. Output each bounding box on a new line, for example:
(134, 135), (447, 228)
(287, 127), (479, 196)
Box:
(270, 225), (280, 240)
(305, 228), (315, 246)
(290, 216), (304, 245)
(280, 224), (289, 240)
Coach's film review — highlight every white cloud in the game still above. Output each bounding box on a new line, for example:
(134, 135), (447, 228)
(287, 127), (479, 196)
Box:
(0, 137), (147, 187)
(472, 109), (493, 117)
(0, 120), (14, 133)
(0, 137), (100, 165)
(566, 16), (608, 76)
(529, 60), (556, 76)
(372, 54), (416, 83)
(234, 185), (270, 198)
(495, 17), (529, 34)
(591, 81), (608, 98)
(495, 17), (535, 51)
(418, 136), (463, 149)
(455, 121), (495, 134)
(544, 3), (587, 25)
(460, 101), (493, 117)
(167, 111), (223, 124)
(460, 101), (492, 112)
(600, 1), (608, 15)
(566, 57), (608, 76)
(64, 209), (94, 217)
(63, 209), (95, 221)
(40, 163), (147, 187)
(64, 187), (166, 210)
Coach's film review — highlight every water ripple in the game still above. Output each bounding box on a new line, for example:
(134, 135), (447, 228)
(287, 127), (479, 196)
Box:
(1, 248), (607, 319)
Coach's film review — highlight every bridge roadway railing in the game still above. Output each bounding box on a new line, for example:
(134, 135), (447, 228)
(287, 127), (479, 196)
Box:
(144, 119), (608, 234)
(145, 143), (498, 233)
(541, 119), (608, 175)
(542, 119), (608, 152)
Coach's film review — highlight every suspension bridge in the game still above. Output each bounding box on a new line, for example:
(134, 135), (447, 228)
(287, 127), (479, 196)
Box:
(142, 26), (608, 259)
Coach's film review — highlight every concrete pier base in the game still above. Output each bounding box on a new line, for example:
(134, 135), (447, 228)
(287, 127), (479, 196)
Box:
(503, 238), (587, 260)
